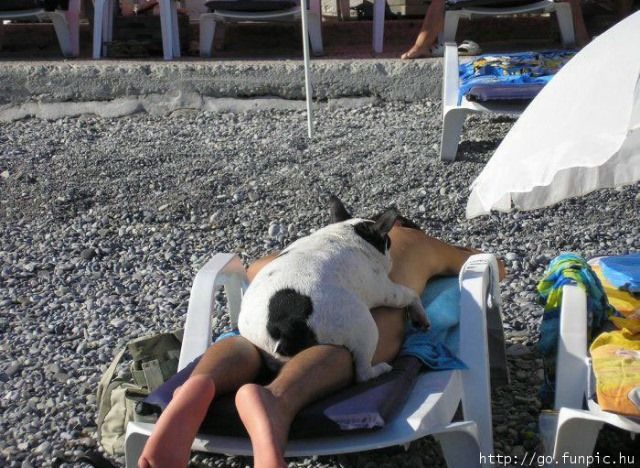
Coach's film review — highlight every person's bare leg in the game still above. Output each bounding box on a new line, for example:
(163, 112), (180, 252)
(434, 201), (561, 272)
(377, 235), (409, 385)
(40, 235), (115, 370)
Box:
(235, 345), (353, 468)
(401, 0), (446, 59)
(235, 304), (405, 468)
(565, 0), (590, 47)
(138, 336), (263, 468)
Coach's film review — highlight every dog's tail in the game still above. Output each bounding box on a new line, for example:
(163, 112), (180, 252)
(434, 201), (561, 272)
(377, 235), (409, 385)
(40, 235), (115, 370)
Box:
(267, 288), (318, 357)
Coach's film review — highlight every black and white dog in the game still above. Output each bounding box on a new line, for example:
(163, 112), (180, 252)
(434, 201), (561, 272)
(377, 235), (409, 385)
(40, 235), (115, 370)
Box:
(238, 197), (429, 382)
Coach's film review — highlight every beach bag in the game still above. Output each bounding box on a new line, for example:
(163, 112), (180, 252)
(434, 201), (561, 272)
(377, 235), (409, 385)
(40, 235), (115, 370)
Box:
(96, 330), (183, 456)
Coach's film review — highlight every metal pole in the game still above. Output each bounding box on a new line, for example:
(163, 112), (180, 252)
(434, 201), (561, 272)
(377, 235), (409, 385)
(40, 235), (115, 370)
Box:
(300, 0), (314, 139)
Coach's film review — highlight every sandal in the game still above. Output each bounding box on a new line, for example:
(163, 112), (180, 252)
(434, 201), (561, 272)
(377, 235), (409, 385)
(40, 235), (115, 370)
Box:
(457, 40), (482, 56)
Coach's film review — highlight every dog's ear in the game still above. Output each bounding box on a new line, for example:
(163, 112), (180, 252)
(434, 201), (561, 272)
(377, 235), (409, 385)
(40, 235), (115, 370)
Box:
(372, 208), (399, 236)
(329, 196), (352, 223)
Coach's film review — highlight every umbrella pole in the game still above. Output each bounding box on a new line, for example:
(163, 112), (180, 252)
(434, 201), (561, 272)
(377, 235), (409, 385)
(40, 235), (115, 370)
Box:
(300, 0), (314, 139)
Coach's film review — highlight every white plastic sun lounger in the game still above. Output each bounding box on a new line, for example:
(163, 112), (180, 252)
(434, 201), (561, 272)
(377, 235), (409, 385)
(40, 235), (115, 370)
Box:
(438, 0), (575, 52)
(0, 0), (80, 57)
(538, 284), (640, 467)
(124, 252), (506, 467)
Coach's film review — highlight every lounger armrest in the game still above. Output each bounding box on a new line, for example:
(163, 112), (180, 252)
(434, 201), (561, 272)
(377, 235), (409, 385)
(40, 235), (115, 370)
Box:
(457, 253), (502, 457)
(443, 42), (461, 113)
(554, 284), (589, 410)
(178, 253), (249, 370)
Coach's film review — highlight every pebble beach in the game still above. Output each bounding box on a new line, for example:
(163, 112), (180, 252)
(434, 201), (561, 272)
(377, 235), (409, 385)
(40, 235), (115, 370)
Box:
(1, 101), (639, 467)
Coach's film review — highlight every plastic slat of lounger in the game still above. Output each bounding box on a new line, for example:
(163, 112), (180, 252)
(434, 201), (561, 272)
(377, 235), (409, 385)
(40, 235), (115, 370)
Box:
(178, 253), (248, 370)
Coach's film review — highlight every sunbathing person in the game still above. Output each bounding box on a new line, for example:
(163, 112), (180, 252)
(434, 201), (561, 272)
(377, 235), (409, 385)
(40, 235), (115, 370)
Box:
(401, 0), (590, 60)
(138, 221), (506, 468)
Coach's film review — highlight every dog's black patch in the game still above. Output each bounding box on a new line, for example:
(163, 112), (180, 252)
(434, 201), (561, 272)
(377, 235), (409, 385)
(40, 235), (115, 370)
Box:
(353, 221), (389, 254)
(267, 289), (317, 357)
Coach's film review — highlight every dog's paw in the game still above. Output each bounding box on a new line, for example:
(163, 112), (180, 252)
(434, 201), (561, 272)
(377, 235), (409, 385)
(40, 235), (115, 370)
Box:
(355, 362), (392, 382)
(408, 297), (430, 330)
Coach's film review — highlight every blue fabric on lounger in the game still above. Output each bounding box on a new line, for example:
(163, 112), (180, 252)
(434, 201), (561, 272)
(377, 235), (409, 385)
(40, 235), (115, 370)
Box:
(140, 276), (463, 437)
(458, 50), (576, 104)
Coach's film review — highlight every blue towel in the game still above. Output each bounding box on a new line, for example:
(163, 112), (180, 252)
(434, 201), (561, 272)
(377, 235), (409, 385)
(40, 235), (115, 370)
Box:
(600, 254), (640, 294)
(399, 276), (464, 370)
(216, 276), (465, 371)
(458, 50), (575, 105)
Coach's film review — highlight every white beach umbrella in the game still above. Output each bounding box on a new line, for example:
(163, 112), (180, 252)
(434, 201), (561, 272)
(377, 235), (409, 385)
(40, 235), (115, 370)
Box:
(466, 11), (640, 219)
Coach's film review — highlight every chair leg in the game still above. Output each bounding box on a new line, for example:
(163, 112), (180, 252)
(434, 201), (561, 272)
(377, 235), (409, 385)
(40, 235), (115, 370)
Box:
(434, 424), (482, 468)
(554, 3), (576, 48)
(308, 0), (324, 56)
(337, 0), (350, 20)
(442, 10), (461, 43)
(440, 108), (468, 161)
(65, 0), (81, 56)
(105, 0), (115, 42)
(199, 15), (217, 57)
(159, 0), (175, 60)
(551, 410), (603, 467)
(372, 0), (385, 53)
(92, 0), (105, 58)
(49, 11), (74, 57)
(170, 0), (181, 58)
(0, 20), (4, 51)
(124, 430), (149, 468)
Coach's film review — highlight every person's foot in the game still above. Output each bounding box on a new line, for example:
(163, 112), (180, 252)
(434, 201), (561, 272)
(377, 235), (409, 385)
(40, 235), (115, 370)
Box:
(401, 44), (432, 60)
(138, 374), (216, 468)
(235, 384), (290, 468)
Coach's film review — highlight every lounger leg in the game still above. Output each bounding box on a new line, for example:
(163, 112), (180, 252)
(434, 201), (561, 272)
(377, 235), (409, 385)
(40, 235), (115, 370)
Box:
(0, 20), (4, 51)
(105, 0), (115, 42)
(124, 431), (149, 468)
(550, 410), (603, 467)
(199, 14), (216, 58)
(50, 11), (74, 57)
(308, 0), (324, 56)
(434, 423), (482, 468)
(440, 108), (468, 161)
(554, 3), (576, 48)
(159, 0), (174, 60)
(92, 0), (105, 58)
(65, 0), (81, 56)
(372, 0), (385, 53)
(442, 10), (462, 43)
(170, 0), (181, 58)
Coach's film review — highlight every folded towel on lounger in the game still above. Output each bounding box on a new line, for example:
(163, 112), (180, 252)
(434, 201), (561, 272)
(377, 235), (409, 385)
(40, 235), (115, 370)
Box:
(458, 50), (575, 105)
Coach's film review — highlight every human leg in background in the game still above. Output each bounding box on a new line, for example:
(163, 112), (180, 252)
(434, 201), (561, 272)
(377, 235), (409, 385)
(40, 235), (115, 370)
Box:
(401, 0), (446, 59)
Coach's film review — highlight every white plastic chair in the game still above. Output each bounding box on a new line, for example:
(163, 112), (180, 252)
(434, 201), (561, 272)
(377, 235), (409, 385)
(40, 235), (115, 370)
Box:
(199, 0), (323, 58)
(439, 0), (576, 51)
(538, 283), (640, 467)
(440, 42), (526, 161)
(0, 0), (80, 57)
(93, 0), (180, 60)
(124, 252), (506, 467)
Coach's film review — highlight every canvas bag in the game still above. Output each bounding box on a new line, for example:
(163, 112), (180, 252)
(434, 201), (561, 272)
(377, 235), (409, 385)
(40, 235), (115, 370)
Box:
(96, 330), (183, 456)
